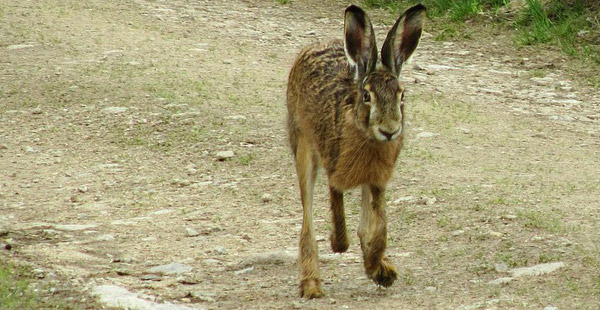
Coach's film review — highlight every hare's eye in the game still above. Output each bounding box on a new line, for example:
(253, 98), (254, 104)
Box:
(363, 91), (371, 103)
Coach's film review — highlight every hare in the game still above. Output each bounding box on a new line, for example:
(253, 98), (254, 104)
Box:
(286, 4), (426, 298)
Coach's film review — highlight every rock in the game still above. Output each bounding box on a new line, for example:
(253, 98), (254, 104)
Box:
(510, 262), (565, 278)
(488, 277), (514, 285)
(31, 106), (43, 115)
(93, 285), (195, 310)
(233, 266), (254, 275)
(260, 193), (273, 203)
(25, 146), (37, 153)
(177, 275), (200, 285)
(216, 151), (235, 161)
(185, 227), (200, 237)
(214, 246), (227, 255)
(96, 234), (116, 241)
(530, 77), (553, 86)
(102, 107), (128, 114)
(141, 274), (162, 281)
(451, 229), (464, 236)
(53, 224), (98, 231)
(222, 59), (233, 64)
(191, 291), (217, 302)
(224, 115), (247, 121)
(172, 179), (191, 187)
(0, 144), (7, 150)
(424, 286), (437, 292)
(78, 185), (88, 193)
(393, 196), (414, 204)
(7, 44), (35, 50)
(416, 131), (439, 139)
(544, 306), (558, 310)
(147, 263), (193, 275)
(495, 262), (509, 273)
(239, 250), (296, 267)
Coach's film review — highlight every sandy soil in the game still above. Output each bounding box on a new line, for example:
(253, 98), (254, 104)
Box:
(1, 0), (599, 309)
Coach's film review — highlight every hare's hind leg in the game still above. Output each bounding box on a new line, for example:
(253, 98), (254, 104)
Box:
(329, 187), (349, 253)
(358, 185), (397, 287)
(295, 136), (324, 299)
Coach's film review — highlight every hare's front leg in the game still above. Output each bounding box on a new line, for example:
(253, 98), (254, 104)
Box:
(329, 187), (349, 253)
(295, 138), (324, 299)
(358, 185), (397, 287)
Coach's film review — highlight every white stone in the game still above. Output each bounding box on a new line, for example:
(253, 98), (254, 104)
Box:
(92, 285), (195, 310)
(510, 262), (565, 278)
(102, 107), (128, 114)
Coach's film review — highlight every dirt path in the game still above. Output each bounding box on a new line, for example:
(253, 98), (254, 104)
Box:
(1, 0), (599, 309)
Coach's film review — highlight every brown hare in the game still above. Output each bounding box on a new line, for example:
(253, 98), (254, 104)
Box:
(286, 4), (426, 298)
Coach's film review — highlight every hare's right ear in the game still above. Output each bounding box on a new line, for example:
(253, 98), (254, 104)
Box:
(381, 4), (426, 77)
(344, 5), (377, 81)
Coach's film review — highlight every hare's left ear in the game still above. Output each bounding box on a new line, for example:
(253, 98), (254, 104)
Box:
(344, 5), (377, 81)
(381, 4), (426, 77)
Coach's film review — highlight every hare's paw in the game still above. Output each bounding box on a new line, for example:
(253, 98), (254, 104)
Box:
(299, 278), (324, 299)
(330, 232), (349, 253)
(368, 258), (397, 288)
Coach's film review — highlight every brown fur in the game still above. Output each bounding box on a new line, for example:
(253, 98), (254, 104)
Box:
(286, 4), (426, 298)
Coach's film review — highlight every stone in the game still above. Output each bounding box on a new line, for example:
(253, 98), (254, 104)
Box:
(7, 44), (35, 50)
(239, 250), (296, 268)
(53, 224), (98, 231)
(191, 291), (217, 302)
(216, 151), (235, 161)
(530, 77), (553, 86)
(102, 107), (128, 114)
(260, 193), (273, 203)
(78, 185), (88, 193)
(25, 146), (37, 153)
(233, 266), (254, 275)
(147, 263), (193, 275)
(31, 106), (43, 115)
(214, 246), (227, 255)
(96, 234), (116, 241)
(0, 144), (7, 150)
(487, 277), (514, 285)
(495, 262), (509, 273)
(185, 228), (200, 237)
(92, 285), (195, 310)
(393, 196), (414, 204)
(141, 274), (162, 281)
(222, 59), (233, 64)
(416, 131), (439, 139)
(224, 115), (247, 121)
(510, 262), (565, 278)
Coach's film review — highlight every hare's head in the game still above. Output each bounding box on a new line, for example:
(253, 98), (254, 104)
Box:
(344, 4), (426, 142)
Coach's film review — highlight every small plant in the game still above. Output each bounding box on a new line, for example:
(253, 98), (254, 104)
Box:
(276, 0), (289, 4)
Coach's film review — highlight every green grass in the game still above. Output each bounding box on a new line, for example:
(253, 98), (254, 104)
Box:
(0, 262), (38, 309)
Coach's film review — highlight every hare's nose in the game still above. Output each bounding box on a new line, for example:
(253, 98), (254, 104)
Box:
(379, 129), (398, 141)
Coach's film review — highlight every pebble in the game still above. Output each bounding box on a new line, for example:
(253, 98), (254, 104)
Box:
(544, 306), (558, 310)
(416, 131), (439, 139)
(78, 185), (88, 193)
(31, 106), (43, 115)
(393, 196), (414, 204)
(495, 262), (509, 273)
(96, 234), (116, 241)
(214, 246), (227, 255)
(25, 146), (37, 153)
(260, 193), (273, 203)
(0, 144), (7, 150)
(530, 77), (553, 86)
(185, 227), (200, 237)
(102, 107), (128, 114)
(216, 151), (235, 161)
(239, 250), (296, 268)
(224, 115), (247, 121)
(140, 274), (162, 281)
(7, 44), (35, 50)
(191, 291), (217, 302)
(147, 263), (193, 275)
(93, 285), (195, 310)
(488, 277), (514, 285)
(233, 266), (254, 275)
(222, 59), (233, 64)
(510, 262), (565, 277)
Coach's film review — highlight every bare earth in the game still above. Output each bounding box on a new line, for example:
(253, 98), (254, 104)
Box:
(1, 0), (599, 309)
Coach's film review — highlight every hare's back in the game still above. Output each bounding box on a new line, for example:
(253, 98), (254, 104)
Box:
(290, 39), (352, 85)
